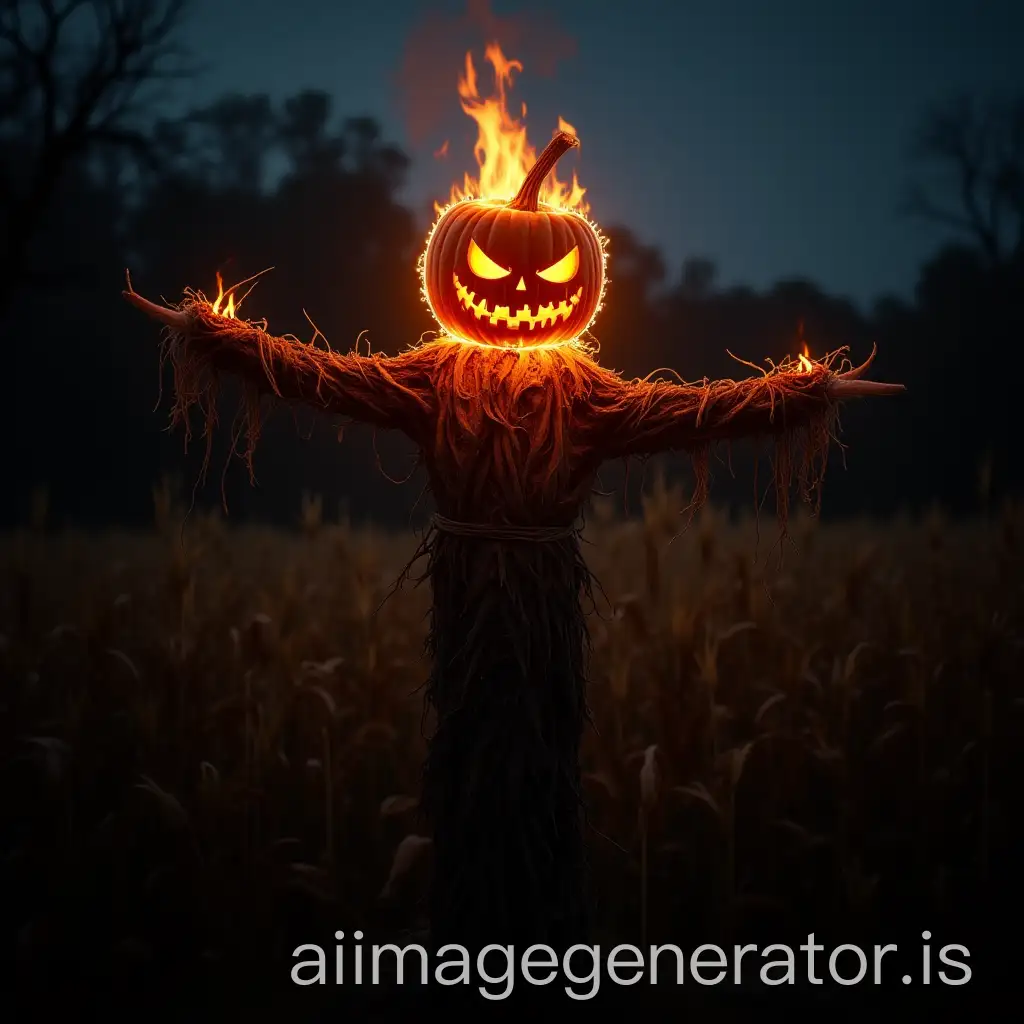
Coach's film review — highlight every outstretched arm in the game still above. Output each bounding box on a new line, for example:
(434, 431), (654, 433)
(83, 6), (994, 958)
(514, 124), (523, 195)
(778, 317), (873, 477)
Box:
(583, 347), (902, 460)
(124, 285), (436, 440)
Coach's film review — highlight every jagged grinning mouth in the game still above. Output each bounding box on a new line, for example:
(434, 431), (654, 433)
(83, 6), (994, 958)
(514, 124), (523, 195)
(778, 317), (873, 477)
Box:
(453, 273), (583, 330)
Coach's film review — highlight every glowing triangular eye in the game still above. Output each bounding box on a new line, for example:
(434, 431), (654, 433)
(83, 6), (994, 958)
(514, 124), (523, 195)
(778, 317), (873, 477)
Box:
(536, 245), (579, 283)
(467, 238), (511, 279)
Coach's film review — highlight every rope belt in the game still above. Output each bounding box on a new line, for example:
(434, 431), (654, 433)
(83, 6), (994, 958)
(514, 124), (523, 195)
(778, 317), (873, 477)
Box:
(431, 513), (578, 542)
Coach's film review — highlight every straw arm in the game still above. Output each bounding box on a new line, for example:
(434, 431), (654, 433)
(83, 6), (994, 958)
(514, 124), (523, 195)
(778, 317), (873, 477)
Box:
(123, 289), (434, 436)
(588, 346), (904, 459)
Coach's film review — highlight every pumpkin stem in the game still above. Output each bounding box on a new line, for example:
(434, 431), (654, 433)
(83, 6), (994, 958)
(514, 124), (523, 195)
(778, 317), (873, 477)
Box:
(508, 130), (580, 212)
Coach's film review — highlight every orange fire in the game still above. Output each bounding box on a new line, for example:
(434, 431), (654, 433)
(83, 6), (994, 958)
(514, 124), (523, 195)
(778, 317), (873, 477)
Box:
(793, 322), (814, 371)
(798, 341), (814, 373)
(436, 42), (588, 215)
(210, 272), (238, 319)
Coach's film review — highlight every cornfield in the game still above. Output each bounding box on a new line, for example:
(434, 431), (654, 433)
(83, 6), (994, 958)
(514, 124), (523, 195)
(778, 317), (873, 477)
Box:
(3, 477), (1022, 1004)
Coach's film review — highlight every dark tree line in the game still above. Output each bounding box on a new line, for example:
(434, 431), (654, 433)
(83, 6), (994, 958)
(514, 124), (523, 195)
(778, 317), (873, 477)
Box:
(2, 1), (1021, 529)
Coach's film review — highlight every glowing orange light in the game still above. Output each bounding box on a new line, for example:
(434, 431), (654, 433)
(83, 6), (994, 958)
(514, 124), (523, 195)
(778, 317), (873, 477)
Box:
(211, 272), (238, 319)
(436, 42), (588, 215)
(798, 341), (814, 373)
(418, 41), (606, 352)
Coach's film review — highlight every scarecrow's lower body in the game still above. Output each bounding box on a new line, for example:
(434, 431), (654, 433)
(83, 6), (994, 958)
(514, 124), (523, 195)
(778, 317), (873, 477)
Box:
(422, 522), (590, 953)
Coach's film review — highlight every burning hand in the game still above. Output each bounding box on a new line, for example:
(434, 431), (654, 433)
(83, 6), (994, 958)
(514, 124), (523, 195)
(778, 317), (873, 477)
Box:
(121, 272), (436, 440)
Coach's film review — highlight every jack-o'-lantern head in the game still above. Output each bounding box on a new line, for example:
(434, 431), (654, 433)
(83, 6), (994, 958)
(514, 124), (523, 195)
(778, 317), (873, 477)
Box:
(422, 130), (607, 349)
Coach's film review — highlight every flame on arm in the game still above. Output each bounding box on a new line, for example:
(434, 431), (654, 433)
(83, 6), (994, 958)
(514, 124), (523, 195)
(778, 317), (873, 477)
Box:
(123, 287), (436, 436)
(585, 359), (835, 461)
(123, 285), (437, 497)
(584, 345), (901, 461)
(577, 346), (901, 529)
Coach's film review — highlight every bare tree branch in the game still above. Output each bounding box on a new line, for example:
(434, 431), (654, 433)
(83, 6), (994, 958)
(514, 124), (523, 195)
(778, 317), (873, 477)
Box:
(904, 93), (1024, 266)
(0, 0), (192, 310)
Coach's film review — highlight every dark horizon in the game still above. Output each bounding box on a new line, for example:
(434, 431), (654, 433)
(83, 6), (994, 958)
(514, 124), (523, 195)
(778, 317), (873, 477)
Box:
(165, 0), (1024, 312)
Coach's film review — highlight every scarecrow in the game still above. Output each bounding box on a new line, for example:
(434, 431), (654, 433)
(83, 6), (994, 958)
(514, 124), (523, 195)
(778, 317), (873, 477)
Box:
(124, 129), (903, 954)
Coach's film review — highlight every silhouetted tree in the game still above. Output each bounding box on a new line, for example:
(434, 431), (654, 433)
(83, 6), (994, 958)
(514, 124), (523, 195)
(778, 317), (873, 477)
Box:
(678, 255), (717, 299)
(277, 90), (344, 175)
(184, 93), (277, 192)
(0, 0), (191, 313)
(904, 94), (1024, 267)
(596, 226), (668, 377)
(883, 93), (1024, 512)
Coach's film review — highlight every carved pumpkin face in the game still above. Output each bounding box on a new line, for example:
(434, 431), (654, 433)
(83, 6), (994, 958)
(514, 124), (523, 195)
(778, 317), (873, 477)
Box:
(420, 130), (606, 348)
(423, 200), (604, 347)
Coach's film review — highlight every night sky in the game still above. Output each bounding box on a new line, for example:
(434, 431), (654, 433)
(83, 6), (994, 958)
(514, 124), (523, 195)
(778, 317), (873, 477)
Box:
(176, 0), (1024, 311)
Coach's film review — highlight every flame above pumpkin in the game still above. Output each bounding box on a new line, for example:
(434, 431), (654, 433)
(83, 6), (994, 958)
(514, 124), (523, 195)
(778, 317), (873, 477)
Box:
(436, 42), (588, 215)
